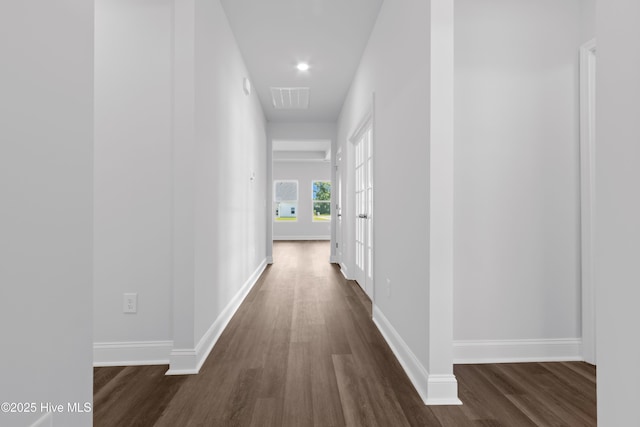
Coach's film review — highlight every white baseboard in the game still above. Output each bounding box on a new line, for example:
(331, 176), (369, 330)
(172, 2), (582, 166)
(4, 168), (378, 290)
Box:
(424, 374), (462, 405)
(339, 263), (352, 280)
(453, 338), (583, 364)
(330, 255), (339, 264)
(166, 258), (268, 375)
(266, 256), (274, 264)
(93, 340), (173, 367)
(372, 305), (461, 405)
(273, 235), (330, 241)
(166, 348), (198, 375)
(30, 413), (52, 427)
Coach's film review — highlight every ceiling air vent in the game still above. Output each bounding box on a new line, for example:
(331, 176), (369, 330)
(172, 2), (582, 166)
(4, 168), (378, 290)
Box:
(270, 87), (310, 110)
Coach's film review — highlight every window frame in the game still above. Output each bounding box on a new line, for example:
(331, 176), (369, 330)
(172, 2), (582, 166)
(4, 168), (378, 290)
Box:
(273, 179), (299, 222)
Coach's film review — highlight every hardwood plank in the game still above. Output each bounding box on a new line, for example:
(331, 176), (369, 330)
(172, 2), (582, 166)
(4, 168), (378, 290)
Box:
(94, 241), (597, 427)
(256, 326), (290, 400)
(308, 324), (347, 426)
(282, 342), (313, 426)
(94, 365), (186, 427)
(93, 366), (124, 395)
(348, 341), (411, 427)
(323, 304), (354, 355)
(249, 398), (278, 427)
(455, 365), (537, 427)
(454, 374), (493, 422)
(431, 404), (479, 427)
(332, 354), (380, 427)
(562, 361), (596, 383)
(474, 420), (504, 427)
(495, 363), (597, 427)
(541, 362), (597, 404)
(220, 367), (262, 426)
(504, 393), (569, 427)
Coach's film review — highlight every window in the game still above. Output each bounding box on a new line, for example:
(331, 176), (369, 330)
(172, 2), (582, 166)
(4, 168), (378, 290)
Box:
(274, 180), (298, 222)
(312, 181), (331, 222)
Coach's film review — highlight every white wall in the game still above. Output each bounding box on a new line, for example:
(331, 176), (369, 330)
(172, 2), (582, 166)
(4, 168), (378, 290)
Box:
(339, 0), (431, 363)
(94, 0), (267, 371)
(273, 161), (331, 240)
(94, 0), (173, 353)
(595, 1), (640, 424)
(581, 0), (596, 42)
(453, 0), (583, 356)
(192, 0), (267, 344)
(338, 0), (458, 404)
(0, 1), (94, 426)
(169, 0), (267, 373)
(268, 122), (337, 141)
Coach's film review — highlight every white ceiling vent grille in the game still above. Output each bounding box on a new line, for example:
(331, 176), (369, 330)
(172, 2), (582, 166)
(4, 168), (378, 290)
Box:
(270, 87), (310, 110)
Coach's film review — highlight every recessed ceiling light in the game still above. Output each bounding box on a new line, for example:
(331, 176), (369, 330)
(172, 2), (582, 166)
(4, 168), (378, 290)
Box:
(296, 62), (310, 71)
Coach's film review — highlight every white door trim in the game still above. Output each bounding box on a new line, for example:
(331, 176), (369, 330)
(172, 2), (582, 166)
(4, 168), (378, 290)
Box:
(349, 94), (375, 302)
(331, 147), (343, 264)
(579, 39), (596, 365)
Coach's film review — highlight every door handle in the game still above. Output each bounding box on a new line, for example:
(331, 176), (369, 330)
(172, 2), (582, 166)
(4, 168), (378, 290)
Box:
(358, 214), (368, 219)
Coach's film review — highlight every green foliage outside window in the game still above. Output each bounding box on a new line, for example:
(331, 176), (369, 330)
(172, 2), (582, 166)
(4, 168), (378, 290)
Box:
(313, 181), (331, 222)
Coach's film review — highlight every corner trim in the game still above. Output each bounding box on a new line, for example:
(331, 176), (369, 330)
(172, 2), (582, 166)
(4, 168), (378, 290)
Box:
(579, 38), (597, 365)
(424, 374), (462, 405)
(453, 338), (584, 364)
(166, 258), (268, 375)
(339, 262), (352, 280)
(373, 305), (461, 405)
(93, 340), (173, 367)
(165, 348), (198, 375)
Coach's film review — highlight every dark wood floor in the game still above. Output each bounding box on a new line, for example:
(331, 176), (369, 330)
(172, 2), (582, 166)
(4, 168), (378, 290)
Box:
(94, 241), (596, 426)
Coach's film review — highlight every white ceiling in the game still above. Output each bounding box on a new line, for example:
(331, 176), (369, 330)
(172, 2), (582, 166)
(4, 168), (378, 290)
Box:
(220, 0), (384, 123)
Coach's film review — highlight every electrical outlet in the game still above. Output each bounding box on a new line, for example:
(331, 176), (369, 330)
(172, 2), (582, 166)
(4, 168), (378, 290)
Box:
(386, 278), (391, 297)
(124, 293), (137, 313)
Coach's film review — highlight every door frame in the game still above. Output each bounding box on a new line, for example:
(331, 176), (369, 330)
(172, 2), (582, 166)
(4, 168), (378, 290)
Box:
(580, 39), (596, 365)
(333, 147), (343, 264)
(349, 94), (375, 301)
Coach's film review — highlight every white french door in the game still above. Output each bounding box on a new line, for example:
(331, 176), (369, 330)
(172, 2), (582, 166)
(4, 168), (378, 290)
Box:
(354, 127), (373, 298)
(336, 150), (343, 262)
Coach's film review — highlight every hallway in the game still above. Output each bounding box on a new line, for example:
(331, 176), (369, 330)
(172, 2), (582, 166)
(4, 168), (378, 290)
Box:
(8, 1), (640, 425)
(94, 241), (596, 426)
